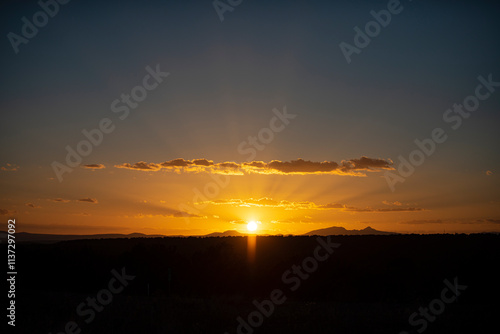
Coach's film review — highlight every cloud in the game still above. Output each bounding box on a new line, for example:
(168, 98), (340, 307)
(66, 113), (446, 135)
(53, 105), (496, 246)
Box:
(349, 207), (424, 213)
(263, 159), (339, 174)
(77, 198), (98, 204)
(192, 159), (214, 166)
(0, 163), (19, 171)
(0, 209), (16, 215)
(400, 218), (500, 225)
(202, 198), (316, 210)
(116, 161), (163, 171)
(229, 220), (248, 225)
(256, 157), (393, 175)
(172, 211), (203, 218)
(199, 198), (423, 212)
(49, 198), (71, 203)
(340, 157), (394, 171)
(400, 219), (445, 225)
(114, 159), (217, 172)
(161, 158), (214, 167)
(464, 219), (500, 225)
(129, 211), (203, 219)
(48, 198), (98, 204)
(26, 203), (41, 208)
(124, 201), (204, 219)
(82, 164), (106, 169)
(382, 200), (402, 206)
(114, 157), (394, 176)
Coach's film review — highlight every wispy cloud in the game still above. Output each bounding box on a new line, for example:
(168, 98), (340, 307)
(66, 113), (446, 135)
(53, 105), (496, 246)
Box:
(465, 219), (500, 225)
(49, 198), (98, 204)
(0, 163), (19, 171)
(198, 197), (423, 212)
(124, 201), (204, 219)
(26, 203), (41, 208)
(400, 218), (500, 225)
(127, 212), (204, 219)
(49, 198), (71, 203)
(382, 200), (402, 206)
(114, 157), (394, 176)
(77, 198), (98, 204)
(0, 209), (16, 215)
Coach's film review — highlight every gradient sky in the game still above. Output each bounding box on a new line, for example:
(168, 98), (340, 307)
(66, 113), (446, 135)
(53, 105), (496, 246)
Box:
(1, 0), (499, 235)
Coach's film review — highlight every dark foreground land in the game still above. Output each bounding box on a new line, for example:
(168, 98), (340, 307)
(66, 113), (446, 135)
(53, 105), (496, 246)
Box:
(9, 234), (500, 333)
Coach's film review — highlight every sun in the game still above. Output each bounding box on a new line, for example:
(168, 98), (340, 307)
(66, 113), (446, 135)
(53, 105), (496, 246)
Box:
(247, 220), (258, 232)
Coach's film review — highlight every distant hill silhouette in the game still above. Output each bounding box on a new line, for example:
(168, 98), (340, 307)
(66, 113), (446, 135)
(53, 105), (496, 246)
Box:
(4, 225), (498, 243)
(204, 230), (247, 237)
(302, 225), (397, 236)
(204, 227), (396, 237)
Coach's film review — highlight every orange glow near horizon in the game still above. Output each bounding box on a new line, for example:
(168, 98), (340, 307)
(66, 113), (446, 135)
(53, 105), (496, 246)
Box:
(1, 161), (499, 236)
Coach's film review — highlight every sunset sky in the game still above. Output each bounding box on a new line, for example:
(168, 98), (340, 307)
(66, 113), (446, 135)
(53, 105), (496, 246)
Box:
(1, 0), (499, 235)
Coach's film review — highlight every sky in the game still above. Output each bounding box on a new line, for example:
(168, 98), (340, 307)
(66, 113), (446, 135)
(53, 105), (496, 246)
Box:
(1, 0), (499, 235)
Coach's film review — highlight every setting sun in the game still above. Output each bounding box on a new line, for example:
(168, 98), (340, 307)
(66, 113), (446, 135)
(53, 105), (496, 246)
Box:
(247, 221), (258, 232)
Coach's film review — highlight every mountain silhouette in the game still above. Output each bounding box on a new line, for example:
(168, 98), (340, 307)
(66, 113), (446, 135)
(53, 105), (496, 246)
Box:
(203, 230), (247, 237)
(302, 225), (397, 236)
